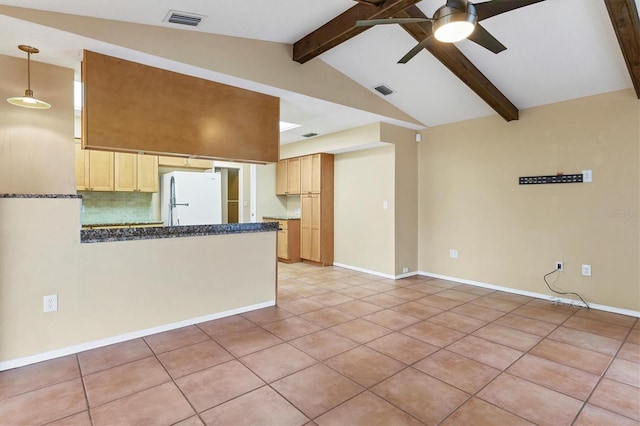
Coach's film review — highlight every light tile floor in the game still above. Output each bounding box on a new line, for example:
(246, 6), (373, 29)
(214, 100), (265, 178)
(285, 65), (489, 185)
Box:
(1, 263), (639, 425)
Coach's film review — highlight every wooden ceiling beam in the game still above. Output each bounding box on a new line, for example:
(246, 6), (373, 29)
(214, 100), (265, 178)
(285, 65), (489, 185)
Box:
(293, 0), (421, 64)
(604, 0), (640, 98)
(397, 5), (519, 121)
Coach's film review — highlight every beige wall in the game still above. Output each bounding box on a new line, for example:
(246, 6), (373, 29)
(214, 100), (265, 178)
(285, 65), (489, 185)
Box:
(381, 124), (419, 275)
(0, 198), (276, 364)
(335, 145), (396, 275)
(280, 123), (383, 159)
(0, 55), (75, 194)
(278, 123), (418, 276)
(418, 89), (639, 311)
(256, 163), (287, 219)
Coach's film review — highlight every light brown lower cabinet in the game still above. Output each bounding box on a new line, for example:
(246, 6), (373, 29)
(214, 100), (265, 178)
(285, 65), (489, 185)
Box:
(301, 194), (333, 266)
(264, 218), (300, 263)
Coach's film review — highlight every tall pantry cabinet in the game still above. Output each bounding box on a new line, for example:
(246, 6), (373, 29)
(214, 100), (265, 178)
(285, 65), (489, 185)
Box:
(300, 153), (334, 266)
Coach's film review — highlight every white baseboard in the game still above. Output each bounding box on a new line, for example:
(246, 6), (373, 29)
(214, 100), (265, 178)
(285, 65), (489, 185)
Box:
(0, 300), (275, 372)
(419, 271), (640, 318)
(333, 262), (419, 280)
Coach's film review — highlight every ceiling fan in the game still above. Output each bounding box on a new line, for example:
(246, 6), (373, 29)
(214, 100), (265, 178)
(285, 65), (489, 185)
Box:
(356, 0), (545, 63)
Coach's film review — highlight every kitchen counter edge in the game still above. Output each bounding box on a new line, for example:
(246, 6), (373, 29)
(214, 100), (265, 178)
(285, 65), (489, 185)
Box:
(0, 193), (82, 199)
(81, 222), (279, 243)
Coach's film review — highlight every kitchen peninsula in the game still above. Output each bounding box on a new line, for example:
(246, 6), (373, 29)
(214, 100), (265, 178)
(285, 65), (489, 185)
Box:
(0, 194), (278, 369)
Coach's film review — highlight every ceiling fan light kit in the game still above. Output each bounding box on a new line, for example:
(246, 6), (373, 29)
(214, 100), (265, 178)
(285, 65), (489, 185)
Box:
(6, 45), (51, 110)
(354, 0), (545, 64)
(433, 3), (478, 43)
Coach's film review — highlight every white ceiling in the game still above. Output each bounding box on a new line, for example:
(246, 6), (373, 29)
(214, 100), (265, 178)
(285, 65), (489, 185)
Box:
(0, 0), (636, 144)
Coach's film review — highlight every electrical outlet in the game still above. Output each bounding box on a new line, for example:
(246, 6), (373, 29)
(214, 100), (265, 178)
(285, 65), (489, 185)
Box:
(582, 170), (592, 183)
(582, 264), (592, 276)
(449, 249), (458, 258)
(556, 261), (563, 271)
(402, 267), (409, 273)
(43, 294), (58, 312)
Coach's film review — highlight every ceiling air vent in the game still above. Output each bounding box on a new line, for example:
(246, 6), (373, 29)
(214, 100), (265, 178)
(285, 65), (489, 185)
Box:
(302, 133), (319, 138)
(373, 84), (394, 96)
(164, 10), (205, 27)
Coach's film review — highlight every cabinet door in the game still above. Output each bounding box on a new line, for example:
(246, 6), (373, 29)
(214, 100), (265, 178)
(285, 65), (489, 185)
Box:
(301, 194), (321, 262)
(114, 152), (137, 191)
(88, 151), (114, 191)
(310, 194), (321, 262)
(74, 143), (89, 191)
(277, 229), (288, 259)
(300, 195), (313, 260)
(158, 156), (188, 167)
(187, 158), (213, 169)
(311, 154), (322, 193)
(276, 160), (288, 195)
(287, 158), (301, 194)
(137, 155), (159, 192)
(300, 155), (312, 193)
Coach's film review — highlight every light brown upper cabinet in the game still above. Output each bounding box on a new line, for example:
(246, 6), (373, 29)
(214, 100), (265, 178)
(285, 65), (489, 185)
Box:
(300, 154), (325, 194)
(158, 156), (213, 169)
(287, 158), (301, 194)
(115, 153), (159, 192)
(276, 158), (301, 195)
(75, 147), (114, 192)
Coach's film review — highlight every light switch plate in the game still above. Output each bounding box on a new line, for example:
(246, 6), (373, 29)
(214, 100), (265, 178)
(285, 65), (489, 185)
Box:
(43, 294), (58, 312)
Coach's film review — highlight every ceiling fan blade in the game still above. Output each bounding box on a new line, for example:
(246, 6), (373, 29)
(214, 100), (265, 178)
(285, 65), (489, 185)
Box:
(474, 0), (546, 21)
(398, 36), (434, 64)
(356, 17), (432, 27)
(467, 23), (506, 53)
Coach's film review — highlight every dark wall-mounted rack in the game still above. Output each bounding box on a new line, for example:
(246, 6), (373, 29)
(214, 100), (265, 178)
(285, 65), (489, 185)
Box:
(519, 174), (584, 185)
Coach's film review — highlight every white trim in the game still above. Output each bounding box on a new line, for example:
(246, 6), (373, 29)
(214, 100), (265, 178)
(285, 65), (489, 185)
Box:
(333, 262), (395, 279)
(250, 164), (257, 223)
(213, 162), (244, 223)
(395, 271), (420, 279)
(419, 271), (640, 318)
(0, 300), (275, 372)
(333, 262), (419, 280)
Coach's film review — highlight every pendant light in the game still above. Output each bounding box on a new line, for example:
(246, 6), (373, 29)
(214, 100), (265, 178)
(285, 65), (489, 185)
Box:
(7, 45), (51, 109)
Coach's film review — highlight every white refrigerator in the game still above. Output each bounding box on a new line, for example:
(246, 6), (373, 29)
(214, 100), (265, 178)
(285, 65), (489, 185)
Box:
(161, 171), (222, 226)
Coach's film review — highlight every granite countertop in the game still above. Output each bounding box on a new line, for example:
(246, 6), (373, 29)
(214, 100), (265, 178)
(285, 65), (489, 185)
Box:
(81, 222), (279, 243)
(262, 216), (301, 220)
(0, 193), (82, 199)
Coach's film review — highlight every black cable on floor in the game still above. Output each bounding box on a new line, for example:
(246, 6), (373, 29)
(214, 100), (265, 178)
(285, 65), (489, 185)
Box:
(544, 268), (590, 309)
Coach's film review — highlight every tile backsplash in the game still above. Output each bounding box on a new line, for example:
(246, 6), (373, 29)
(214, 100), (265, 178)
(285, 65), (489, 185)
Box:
(80, 191), (156, 224)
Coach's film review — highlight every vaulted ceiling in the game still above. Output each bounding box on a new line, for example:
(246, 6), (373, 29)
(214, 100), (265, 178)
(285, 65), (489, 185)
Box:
(0, 0), (638, 144)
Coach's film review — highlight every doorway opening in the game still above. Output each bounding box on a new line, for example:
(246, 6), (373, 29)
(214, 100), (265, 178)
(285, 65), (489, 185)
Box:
(215, 165), (243, 223)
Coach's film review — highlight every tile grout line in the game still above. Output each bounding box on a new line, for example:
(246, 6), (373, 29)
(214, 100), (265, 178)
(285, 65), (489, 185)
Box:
(139, 334), (208, 426)
(570, 316), (640, 425)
